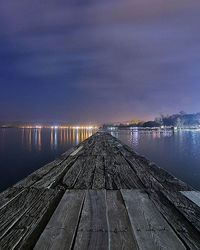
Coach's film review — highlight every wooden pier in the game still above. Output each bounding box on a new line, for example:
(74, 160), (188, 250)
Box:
(0, 131), (200, 249)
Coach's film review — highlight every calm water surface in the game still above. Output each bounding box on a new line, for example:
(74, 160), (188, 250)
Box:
(0, 128), (200, 191)
(111, 129), (200, 190)
(0, 128), (96, 192)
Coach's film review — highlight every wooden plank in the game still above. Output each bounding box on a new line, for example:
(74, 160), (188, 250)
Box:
(0, 188), (30, 240)
(103, 136), (128, 190)
(16, 160), (60, 186)
(62, 157), (84, 188)
(124, 154), (190, 193)
(33, 157), (78, 189)
(181, 191), (200, 207)
(34, 190), (85, 250)
(92, 155), (105, 189)
(0, 147), (77, 209)
(60, 147), (75, 159)
(14, 147), (75, 189)
(72, 134), (97, 190)
(106, 190), (138, 250)
(74, 190), (109, 250)
(162, 190), (200, 233)
(104, 154), (114, 190)
(114, 154), (143, 189)
(121, 189), (186, 250)
(69, 135), (97, 189)
(0, 187), (24, 209)
(0, 188), (62, 249)
(73, 156), (96, 189)
(104, 154), (122, 190)
(0, 160), (61, 209)
(109, 132), (191, 192)
(149, 190), (200, 250)
(70, 145), (84, 156)
(117, 142), (192, 192)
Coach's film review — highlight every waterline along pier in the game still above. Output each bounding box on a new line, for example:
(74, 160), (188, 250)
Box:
(0, 131), (200, 249)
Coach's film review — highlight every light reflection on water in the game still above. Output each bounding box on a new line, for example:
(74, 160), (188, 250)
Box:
(1, 128), (200, 191)
(111, 129), (200, 190)
(18, 127), (94, 151)
(0, 128), (96, 192)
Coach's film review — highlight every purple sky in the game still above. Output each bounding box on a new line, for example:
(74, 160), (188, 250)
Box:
(0, 0), (200, 123)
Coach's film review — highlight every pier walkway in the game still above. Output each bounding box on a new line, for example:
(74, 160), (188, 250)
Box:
(0, 132), (200, 249)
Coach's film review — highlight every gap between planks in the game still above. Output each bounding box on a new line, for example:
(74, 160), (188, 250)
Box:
(34, 189), (186, 250)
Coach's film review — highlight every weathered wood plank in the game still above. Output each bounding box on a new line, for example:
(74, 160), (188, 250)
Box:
(123, 154), (191, 194)
(1, 131), (200, 250)
(162, 190), (200, 233)
(149, 190), (200, 250)
(0, 188), (29, 240)
(0, 160), (62, 209)
(181, 191), (200, 207)
(121, 189), (186, 250)
(103, 136), (129, 190)
(62, 136), (98, 189)
(62, 157), (84, 189)
(70, 139), (96, 189)
(106, 190), (138, 250)
(70, 145), (84, 157)
(92, 155), (105, 189)
(103, 136), (142, 189)
(107, 132), (191, 191)
(14, 160), (61, 189)
(73, 156), (96, 189)
(14, 147), (76, 189)
(114, 154), (143, 189)
(115, 138), (192, 192)
(33, 157), (78, 189)
(74, 190), (109, 250)
(0, 187), (24, 209)
(34, 190), (85, 250)
(0, 188), (62, 250)
(0, 148), (75, 209)
(104, 154), (122, 189)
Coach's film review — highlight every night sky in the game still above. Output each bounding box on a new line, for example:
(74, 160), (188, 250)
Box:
(0, 0), (200, 123)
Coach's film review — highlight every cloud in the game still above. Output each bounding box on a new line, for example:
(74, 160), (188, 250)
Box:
(0, 0), (200, 122)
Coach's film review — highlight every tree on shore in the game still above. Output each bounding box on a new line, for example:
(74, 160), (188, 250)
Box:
(153, 112), (200, 127)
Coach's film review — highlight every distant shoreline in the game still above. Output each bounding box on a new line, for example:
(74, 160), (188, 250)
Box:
(1, 125), (200, 131)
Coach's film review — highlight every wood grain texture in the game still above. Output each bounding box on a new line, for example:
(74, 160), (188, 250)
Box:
(34, 190), (85, 250)
(121, 189), (186, 250)
(33, 157), (78, 189)
(162, 190), (200, 233)
(0, 147), (74, 209)
(0, 188), (62, 250)
(0, 187), (24, 209)
(74, 190), (109, 250)
(92, 155), (105, 189)
(114, 136), (192, 192)
(1, 131), (200, 250)
(114, 154), (143, 189)
(73, 156), (96, 189)
(104, 154), (122, 190)
(62, 157), (85, 188)
(181, 191), (200, 207)
(14, 147), (75, 189)
(149, 190), (200, 250)
(106, 190), (138, 250)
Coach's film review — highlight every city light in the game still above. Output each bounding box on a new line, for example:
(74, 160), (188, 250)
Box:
(18, 125), (99, 130)
(35, 125), (42, 129)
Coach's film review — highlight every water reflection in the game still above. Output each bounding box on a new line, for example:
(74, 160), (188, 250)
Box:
(112, 129), (174, 148)
(111, 129), (200, 190)
(0, 127), (97, 192)
(1, 128), (200, 191)
(19, 127), (96, 151)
